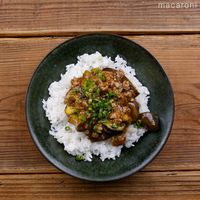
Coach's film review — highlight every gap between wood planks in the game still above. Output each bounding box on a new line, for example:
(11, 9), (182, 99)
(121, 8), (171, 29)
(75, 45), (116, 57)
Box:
(1, 169), (200, 175)
(0, 31), (200, 38)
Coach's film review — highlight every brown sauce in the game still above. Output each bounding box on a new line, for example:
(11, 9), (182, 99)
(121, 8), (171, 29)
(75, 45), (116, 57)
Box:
(64, 68), (159, 146)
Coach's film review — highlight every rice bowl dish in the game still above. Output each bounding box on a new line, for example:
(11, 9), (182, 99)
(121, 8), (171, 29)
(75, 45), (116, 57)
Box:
(42, 52), (159, 161)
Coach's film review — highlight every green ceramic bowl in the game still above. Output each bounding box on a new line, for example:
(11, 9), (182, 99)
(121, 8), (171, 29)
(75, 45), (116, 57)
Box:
(26, 33), (174, 181)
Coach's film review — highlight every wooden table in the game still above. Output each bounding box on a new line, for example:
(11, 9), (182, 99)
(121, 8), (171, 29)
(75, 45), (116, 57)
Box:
(0, 1), (200, 199)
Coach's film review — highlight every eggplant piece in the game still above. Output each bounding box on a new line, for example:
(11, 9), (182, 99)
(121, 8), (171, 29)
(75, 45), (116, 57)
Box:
(140, 112), (159, 131)
(128, 101), (140, 123)
(65, 106), (77, 115)
(102, 121), (126, 136)
(102, 68), (115, 72)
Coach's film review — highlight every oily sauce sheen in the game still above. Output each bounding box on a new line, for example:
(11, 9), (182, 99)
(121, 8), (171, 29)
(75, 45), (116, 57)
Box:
(64, 68), (159, 146)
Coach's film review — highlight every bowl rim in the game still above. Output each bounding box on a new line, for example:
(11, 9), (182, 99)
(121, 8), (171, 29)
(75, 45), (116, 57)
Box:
(25, 33), (175, 182)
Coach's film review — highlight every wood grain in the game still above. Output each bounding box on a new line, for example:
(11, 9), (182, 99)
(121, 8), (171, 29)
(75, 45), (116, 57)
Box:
(0, 35), (199, 174)
(0, 171), (200, 200)
(0, 0), (199, 198)
(0, 0), (199, 37)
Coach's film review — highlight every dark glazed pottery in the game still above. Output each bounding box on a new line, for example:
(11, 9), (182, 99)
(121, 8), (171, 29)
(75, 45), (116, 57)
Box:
(26, 33), (174, 181)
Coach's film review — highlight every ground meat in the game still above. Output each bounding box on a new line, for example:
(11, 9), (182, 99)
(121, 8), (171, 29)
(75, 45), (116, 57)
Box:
(71, 78), (81, 87)
(64, 67), (158, 146)
(122, 80), (130, 90)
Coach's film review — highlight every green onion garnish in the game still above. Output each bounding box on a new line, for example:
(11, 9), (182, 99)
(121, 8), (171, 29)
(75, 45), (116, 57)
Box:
(65, 126), (71, 131)
(75, 154), (84, 161)
(111, 123), (118, 129)
(135, 120), (142, 129)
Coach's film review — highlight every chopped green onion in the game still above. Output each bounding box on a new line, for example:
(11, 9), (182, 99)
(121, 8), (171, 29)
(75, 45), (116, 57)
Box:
(98, 112), (103, 119)
(135, 120), (142, 129)
(93, 126), (97, 132)
(75, 154), (84, 161)
(91, 68), (101, 73)
(79, 115), (86, 122)
(111, 123), (118, 129)
(71, 87), (80, 94)
(65, 126), (71, 131)
(105, 91), (117, 99)
(93, 87), (100, 97)
(88, 99), (92, 104)
(98, 73), (106, 81)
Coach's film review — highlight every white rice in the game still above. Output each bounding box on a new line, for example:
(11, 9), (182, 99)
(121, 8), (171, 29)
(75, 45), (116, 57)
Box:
(42, 52), (150, 161)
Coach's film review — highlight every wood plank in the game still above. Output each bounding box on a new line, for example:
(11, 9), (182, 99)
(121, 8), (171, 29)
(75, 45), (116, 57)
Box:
(0, 171), (200, 200)
(0, 35), (199, 173)
(0, 0), (199, 36)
